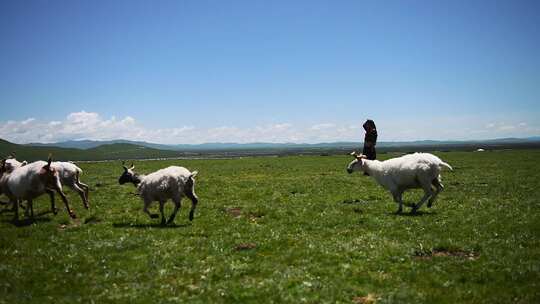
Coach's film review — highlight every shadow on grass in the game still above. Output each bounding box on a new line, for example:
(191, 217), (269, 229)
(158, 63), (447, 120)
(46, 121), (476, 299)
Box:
(1, 208), (58, 226)
(341, 198), (369, 204)
(1, 217), (53, 227)
(1, 206), (56, 216)
(112, 222), (191, 229)
(0, 208), (14, 215)
(387, 210), (437, 217)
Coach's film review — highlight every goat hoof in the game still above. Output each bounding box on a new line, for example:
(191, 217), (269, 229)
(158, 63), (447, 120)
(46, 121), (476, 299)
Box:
(149, 214), (159, 219)
(69, 212), (77, 219)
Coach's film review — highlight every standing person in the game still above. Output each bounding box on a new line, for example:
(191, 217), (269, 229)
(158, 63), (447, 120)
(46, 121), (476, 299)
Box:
(362, 119), (377, 160)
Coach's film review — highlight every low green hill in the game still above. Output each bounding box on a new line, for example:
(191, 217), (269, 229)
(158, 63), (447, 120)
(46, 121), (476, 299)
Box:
(0, 139), (183, 162)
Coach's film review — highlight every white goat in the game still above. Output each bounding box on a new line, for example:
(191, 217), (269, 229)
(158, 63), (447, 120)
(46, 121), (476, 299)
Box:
(347, 152), (453, 213)
(5, 158), (27, 172)
(118, 163), (199, 225)
(0, 157), (76, 221)
(1, 159), (89, 213)
(51, 162), (90, 210)
(0, 156), (27, 207)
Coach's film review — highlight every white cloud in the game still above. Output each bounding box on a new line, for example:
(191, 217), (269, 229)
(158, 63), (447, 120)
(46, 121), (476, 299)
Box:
(310, 123), (335, 130)
(0, 111), (538, 144)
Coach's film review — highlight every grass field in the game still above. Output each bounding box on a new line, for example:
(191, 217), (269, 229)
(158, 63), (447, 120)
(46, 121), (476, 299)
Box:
(1, 150), (539, 303)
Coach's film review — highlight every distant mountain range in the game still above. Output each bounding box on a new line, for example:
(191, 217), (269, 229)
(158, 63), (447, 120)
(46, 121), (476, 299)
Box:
(0, 136), (538, 162)
(26, 137), (540, 151)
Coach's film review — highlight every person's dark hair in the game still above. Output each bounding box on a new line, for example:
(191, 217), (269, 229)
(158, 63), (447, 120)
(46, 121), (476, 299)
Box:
(363, 119), (376, 131)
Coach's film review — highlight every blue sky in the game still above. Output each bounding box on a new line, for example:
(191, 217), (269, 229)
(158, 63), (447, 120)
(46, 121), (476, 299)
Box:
(1, 0), (539, 144)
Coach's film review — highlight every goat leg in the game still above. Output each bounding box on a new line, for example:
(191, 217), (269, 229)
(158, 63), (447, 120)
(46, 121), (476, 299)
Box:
(57, 189), (76, 219)
(411, 190), (432, 214)
(392, 191), (403, 214)
(187, 192), (198, 221)
(143, 200), (159, 219)
(45, 189), (58, 215)
(167, 198), (181, 225)
(159, 201), (166, 226)
(12, 198), (19, 223)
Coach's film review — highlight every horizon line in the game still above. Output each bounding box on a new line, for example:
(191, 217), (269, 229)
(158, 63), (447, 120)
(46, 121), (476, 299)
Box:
(9, 135), (540, 146)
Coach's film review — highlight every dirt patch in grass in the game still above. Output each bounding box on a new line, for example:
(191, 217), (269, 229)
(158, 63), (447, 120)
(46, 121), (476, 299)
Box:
(58, 219), (82, 230)
(247, 211), (265, 221)
(414, 248), (479, 260)
(352, 293), (377, 303)
(234, 243), (257, 251)
(225, 207), (243, 218)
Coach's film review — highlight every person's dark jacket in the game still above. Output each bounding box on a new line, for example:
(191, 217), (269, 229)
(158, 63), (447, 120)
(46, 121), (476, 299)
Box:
(362, 119), (377, 160)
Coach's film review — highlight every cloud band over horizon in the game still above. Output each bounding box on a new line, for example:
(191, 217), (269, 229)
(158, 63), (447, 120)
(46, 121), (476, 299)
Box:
(1, 111), (538, 145)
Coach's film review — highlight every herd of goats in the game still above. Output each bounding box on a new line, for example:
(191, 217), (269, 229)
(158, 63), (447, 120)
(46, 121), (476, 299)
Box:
(0, 151), (452, 225)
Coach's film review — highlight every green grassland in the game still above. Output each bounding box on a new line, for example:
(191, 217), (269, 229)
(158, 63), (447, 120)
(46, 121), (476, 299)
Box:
(1, 150), (539, 303)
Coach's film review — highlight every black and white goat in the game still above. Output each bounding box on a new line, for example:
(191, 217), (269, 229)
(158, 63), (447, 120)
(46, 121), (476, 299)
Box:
(118, 163), (199, 225)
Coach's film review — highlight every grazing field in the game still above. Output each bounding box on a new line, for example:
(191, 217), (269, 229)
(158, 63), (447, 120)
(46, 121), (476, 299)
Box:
(1, 150), (539, 303)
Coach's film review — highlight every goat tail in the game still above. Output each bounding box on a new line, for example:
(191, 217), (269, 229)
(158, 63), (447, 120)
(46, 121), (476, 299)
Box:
(186, 171), (198, 189)
(440, 162), (453, 171)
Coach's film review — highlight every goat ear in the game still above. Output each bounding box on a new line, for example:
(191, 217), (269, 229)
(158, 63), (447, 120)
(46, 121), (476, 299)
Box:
(43, 154), (53, 171)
